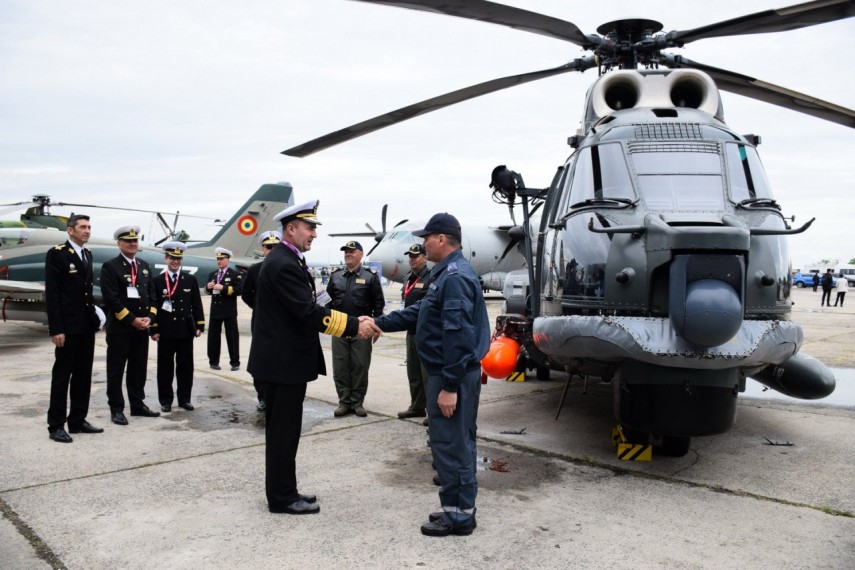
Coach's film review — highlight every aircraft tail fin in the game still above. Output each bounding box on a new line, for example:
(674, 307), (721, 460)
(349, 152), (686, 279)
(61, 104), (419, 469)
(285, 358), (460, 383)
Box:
(187, 182), (294, 259)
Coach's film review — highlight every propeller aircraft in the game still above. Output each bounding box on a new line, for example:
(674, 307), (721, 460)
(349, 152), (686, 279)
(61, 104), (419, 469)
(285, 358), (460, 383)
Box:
(281, 0), (853, 456)
(0, 183), (294, 324)
(329, 202), (530, 290)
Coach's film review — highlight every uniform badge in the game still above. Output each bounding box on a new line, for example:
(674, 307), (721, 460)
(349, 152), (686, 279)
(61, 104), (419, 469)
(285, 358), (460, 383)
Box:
(356, 278), (366, 284)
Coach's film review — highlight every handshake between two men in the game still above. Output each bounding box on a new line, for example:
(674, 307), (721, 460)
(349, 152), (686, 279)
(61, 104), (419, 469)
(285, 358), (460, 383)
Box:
(356, 316), (383, 341)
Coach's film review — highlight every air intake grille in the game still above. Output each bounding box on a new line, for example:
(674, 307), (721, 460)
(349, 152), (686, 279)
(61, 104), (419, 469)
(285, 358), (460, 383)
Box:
(634, 123), (703, 140)
(628, 141), (719, 154)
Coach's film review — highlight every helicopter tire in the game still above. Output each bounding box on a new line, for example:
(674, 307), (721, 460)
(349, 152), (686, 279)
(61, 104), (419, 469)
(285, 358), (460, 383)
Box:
(659, 435), (691, 457)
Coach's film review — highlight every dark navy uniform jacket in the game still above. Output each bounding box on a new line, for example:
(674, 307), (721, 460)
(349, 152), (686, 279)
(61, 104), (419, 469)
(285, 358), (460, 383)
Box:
(45, 241), (99, 336)
(100, 255), (157, 335)
(241, 262), (263, 309)
(150, 271), (205, 339)
(248, 243), (359, 384)
(401, 264), (432, 333)
(205, 267), (242, 319)
(326, 265), (385, 318)
(375, 249), (490, 392)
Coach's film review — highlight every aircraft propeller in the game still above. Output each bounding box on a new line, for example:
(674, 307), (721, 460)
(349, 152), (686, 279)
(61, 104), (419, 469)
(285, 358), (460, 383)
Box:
(282, 0), (854, 157)
(329, 203), (409, 256)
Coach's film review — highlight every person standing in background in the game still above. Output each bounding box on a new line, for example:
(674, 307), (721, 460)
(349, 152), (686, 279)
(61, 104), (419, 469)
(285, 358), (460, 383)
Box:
(206, 247), (242, 371)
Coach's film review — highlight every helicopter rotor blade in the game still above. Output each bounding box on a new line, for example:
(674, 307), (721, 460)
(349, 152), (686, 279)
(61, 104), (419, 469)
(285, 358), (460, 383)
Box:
(351, 0), (596, 48)
(282, 58), (596, 157)
(328, 231), (376, 237)
(667, 0), (855, 45)
(392, 219), (409, 228)
(662, 54), (855, 128)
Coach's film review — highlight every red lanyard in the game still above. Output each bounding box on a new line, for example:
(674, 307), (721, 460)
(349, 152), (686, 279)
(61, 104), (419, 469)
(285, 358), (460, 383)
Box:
(129, 261), (138, 286)
(166, 273), (179, 300)
(404, 277), (419, 298)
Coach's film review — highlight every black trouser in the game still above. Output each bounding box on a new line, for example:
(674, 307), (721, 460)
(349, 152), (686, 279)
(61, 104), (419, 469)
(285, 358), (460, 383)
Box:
(262, 381), (307, 508)
(47, 333), (95, 431)
(157, 336), (195, 405)
(106, 330), (150, 412)
(835, 291), (846, 306)
(208, 317), (239, 367)
(821, 289), (832, 306)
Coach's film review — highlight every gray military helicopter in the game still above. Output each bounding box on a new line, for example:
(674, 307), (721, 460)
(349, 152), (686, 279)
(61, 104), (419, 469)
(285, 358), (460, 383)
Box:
(282, 0), (854, 456)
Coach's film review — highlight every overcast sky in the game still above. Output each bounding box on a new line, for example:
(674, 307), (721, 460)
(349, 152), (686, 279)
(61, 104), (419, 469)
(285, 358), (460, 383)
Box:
(1, 0), (853, 267)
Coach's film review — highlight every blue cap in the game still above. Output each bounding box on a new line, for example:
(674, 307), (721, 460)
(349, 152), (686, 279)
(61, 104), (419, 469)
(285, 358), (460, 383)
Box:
(340, 240), (363, 252)
(412, 213), (461, 238)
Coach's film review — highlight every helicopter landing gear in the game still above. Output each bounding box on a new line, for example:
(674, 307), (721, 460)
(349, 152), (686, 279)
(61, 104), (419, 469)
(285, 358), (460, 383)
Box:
(659, 435), (692, 457)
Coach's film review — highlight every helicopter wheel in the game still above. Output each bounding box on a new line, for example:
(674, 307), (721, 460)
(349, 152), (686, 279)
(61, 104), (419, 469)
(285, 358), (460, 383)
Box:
(659, 435), (692, 457)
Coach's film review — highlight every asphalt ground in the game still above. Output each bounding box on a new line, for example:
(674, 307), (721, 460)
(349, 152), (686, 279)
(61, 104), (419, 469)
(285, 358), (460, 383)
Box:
(1, 286), (853, 569)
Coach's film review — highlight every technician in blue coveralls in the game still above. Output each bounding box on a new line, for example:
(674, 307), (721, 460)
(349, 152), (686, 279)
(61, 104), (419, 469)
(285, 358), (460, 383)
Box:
(368, 213), (490, 537)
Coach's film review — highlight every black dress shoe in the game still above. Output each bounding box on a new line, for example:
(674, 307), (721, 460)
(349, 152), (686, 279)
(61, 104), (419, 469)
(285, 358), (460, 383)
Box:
(68, 420), (104, 434)
(161, 404), (172, 413)
(299, 494), (317, 504)
(398, 408), (427, 418)
(269, 499), (320, 515)
(111, 412), (129, 425)
(178, 402), (195, 411)
(130, 407), (160, 417)
(49, 428), (73, 443)
(210, 364), (221, 370)
(433, 474), (441, 486)
(230, 365), (240, 371)
(421, 517), (476, 536)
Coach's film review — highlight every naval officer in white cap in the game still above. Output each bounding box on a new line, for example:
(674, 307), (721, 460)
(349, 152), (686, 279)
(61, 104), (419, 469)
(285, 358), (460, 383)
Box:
(150, 241), (205, 412)
(247, 199), (381, 514)
(101, 224), (160, 424)
(205, 247), (242, 371)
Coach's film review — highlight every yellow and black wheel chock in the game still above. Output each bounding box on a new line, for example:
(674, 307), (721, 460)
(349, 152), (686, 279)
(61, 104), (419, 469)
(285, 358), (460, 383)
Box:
(612, 425), (652, 461)
(505, 370), (525, 382)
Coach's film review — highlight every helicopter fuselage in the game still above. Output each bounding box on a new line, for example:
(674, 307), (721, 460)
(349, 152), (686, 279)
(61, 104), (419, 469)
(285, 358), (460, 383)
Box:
(523, 70), (834, 441)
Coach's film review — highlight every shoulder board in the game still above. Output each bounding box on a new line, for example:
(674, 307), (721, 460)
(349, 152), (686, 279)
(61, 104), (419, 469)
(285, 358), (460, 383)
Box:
(367, 268), (377, 275)
(331, 268), (344, 273)
(447, 262), (459, 274)
(54, 244), (64, 250)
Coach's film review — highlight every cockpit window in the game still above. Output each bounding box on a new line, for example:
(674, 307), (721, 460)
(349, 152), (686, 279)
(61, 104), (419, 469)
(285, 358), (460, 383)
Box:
(631, 148), (724, 210)
(725, 143), (773, 201)
(558, 143), (634, 214)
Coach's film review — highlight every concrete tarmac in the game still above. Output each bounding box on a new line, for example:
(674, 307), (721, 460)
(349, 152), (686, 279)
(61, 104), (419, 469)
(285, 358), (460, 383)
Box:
(1, 286), (853, 569)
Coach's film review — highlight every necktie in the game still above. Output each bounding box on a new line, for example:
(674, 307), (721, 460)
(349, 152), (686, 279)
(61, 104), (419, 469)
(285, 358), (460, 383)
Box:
(80, 249), (88, 269)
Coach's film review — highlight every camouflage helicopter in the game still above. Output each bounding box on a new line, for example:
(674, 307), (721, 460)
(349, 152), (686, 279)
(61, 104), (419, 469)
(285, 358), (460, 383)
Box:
(282, 0), (854, 456)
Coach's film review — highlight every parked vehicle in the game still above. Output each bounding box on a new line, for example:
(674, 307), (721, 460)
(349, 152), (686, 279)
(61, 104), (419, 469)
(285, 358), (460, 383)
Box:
(792, 272), (838, 288)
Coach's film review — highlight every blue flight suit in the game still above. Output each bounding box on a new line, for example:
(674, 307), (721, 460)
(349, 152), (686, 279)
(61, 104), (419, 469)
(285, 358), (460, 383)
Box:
(375, 249), (490, 528)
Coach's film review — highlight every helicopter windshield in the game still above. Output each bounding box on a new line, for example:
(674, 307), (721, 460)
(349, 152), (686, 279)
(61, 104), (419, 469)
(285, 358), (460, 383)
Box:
(631, 145), (724, 211)
(725, 143), (773, 201)
(563, 143), (634, 210)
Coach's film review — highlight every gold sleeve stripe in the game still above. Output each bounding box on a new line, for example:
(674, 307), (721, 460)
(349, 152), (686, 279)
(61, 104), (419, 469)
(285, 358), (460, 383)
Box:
(196, 321), (206, 325)
(115, 308), (130, 320)
(227, 286), (233, 296)
(323, 310), (348, 337)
